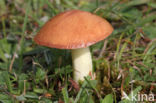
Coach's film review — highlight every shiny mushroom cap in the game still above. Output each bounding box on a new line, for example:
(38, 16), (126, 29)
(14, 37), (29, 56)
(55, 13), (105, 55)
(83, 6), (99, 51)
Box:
(34, 10), (114, 49)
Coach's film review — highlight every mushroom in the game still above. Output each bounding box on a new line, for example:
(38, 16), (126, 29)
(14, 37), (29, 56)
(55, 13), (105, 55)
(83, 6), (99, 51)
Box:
(34, 10), (113, 82)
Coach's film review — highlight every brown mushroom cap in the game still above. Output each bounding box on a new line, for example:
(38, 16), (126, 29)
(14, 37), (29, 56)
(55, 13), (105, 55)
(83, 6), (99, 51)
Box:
(34, 10), (114, 49)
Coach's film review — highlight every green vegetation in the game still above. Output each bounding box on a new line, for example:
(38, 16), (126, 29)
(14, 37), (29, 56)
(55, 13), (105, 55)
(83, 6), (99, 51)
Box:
(0, 0), (156, 103)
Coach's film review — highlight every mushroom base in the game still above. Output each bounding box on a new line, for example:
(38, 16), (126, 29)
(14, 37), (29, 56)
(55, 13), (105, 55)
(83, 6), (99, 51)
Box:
(71, 47), (93, 82)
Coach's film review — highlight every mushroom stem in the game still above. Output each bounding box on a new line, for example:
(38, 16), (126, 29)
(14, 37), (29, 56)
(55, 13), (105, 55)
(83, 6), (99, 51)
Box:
(71, 47), (93, 82)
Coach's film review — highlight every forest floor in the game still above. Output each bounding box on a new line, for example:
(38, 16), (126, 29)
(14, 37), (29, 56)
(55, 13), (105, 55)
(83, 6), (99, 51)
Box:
(0, 0), (156, 103)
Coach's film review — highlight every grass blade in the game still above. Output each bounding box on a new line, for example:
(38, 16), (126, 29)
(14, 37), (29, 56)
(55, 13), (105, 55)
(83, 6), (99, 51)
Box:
(62, 87), (69, 103)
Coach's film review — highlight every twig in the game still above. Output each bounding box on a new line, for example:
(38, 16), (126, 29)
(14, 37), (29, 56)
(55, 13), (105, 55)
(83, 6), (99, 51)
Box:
(144, 38), (156, 54)
(45, 71), (49, 88)
(98, 40), (108, 58)
(9, 53), (16, 72)
(9, 37), (21, 72)
(23, 80), (26, 95)
(21, 80), (26, 103)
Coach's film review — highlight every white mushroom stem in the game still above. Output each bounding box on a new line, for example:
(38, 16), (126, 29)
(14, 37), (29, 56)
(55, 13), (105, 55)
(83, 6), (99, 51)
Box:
(71, 47), (93, 82)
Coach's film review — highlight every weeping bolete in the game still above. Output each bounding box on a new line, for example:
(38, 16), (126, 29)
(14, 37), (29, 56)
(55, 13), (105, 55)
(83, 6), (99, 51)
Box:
(34, 10), (113, 82)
